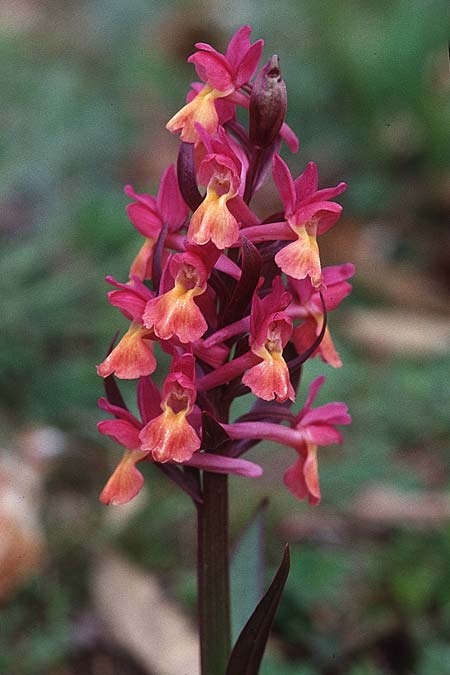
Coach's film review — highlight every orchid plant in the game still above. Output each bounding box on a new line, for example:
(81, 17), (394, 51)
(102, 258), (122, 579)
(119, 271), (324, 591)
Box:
(96, 25), (353, 675)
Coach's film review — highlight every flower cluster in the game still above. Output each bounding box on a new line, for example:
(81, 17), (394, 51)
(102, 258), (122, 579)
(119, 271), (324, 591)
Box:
(97, 25), (352, 506)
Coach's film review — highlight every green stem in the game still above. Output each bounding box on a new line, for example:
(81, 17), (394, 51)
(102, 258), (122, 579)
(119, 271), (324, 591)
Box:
(197, 471), (231, 675)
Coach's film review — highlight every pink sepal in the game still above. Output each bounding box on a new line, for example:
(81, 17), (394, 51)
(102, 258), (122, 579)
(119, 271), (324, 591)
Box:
(234, 39), (264, 87)
(157, 164), (189, 230)
(305, 425), (343, 446)
(280, 122), (300, 152)
(322, 262), (355, 287)
(105, 276), (153, 322)
(124, 185), (157, 211)
(294, 161), (318, 202)
(188, 51), (233, 92)
(301, 375), (325, 413)
(214, 253), (242, 280)
(302, 402), (351, 427)
(272, 154), (296, 214)
(314, 182), (347, 202)
(126, 202), (161, 239)
(321, 263), (355, 311)
(137, 376), (162, 425)
(185, 453), (263, 478)
(98, 397), (141, 428)
(108, 288), (147, 322)
(293, 200), (342, 235)
(225, 25), (252, 65)
(97, 419), (141, 450)
(224, 25), (263, 87)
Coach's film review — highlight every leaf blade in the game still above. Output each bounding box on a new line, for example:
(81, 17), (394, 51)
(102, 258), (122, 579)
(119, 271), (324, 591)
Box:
(226, 545), (290, 675)
(231, 498), (268, 642)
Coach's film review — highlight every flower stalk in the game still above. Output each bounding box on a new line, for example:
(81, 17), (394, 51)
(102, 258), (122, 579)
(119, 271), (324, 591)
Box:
(197, 471), (231, 674)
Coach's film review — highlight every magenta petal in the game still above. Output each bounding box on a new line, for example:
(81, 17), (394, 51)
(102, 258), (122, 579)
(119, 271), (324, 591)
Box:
(137, 376), (162, 425)
(157, 164), (189, 230)
(322, 263), (355, 286)
(280, 122), (300, 153)
(185, 453), (263, 478)
(189, 52), (233, 91)
(305, 424), (343, 446)
(300, 376), (326, 415)
(302, 402), (351, 427)
(294, 162), (318, 202)
(97, 419), (141, 450)
(108, 289), (147, 323)
(126, 203), (162, 238)
(98, 397), (142, 428)
(124, 185), (157, 211)
(225, 25), (252, 67)
(272, 154), (296, 214)
(293, 200), (342, 234)
(315, 182), (347, 201)
(234, 39), (264, 87)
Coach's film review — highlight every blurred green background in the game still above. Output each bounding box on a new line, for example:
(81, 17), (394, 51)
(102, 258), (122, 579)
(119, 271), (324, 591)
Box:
(1, 1), (449, 673)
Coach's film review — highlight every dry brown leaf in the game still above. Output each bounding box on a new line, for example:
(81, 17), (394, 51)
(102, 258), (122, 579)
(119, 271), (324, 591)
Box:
(92, 551), (199, 675)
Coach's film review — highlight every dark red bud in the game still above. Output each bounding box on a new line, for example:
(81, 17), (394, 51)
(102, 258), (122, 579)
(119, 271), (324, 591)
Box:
(249, 55), (287, 149)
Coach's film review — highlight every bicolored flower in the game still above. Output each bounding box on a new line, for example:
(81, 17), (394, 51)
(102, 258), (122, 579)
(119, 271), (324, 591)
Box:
(242, 277), (295, 402)
(125, 165), (189, 280)
(166, 25), (263, 143)
(139, 353), (200, 463)
(98, 373), (263, 505)
(283, 376), (351, 504)
(272, 155), (346, 287)
(224, 376), (350, 505)
(289, 263), (355, 368)
(143, 243), (219, 343)
(188, 128), (243, 249)
(96, 277), (156, 379)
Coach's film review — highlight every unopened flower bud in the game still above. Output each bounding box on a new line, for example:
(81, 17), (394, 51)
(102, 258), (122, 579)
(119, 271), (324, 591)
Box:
(249, 55), (287, 148)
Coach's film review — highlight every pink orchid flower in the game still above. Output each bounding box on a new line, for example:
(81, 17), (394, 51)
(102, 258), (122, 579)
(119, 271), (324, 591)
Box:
(289, 263), (355, 367)
(96, 276), (156, 379)
(125, 164), (189, 280)
(224, 376), (351, 505)
(188, 127), (243, 249)
(242, 277), (295, 402)
(272, 155), (347, 287)
(166, 25), (263, 142)
(143, 242), (220, 343)
(98, 367), (263, 505)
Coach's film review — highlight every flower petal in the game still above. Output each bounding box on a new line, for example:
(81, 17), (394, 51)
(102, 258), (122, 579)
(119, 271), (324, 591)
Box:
(97, 419), (141, 449)
(99, 449), (148, 506)
(139, 408), (201, 463)
(143, 288), (207, 344)
(96, 324), (156, 379)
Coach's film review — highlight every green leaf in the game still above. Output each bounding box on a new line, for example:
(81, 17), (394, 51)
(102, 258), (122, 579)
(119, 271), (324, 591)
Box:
(231, 498), (268, 641)
(226, 545), (290, 675)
